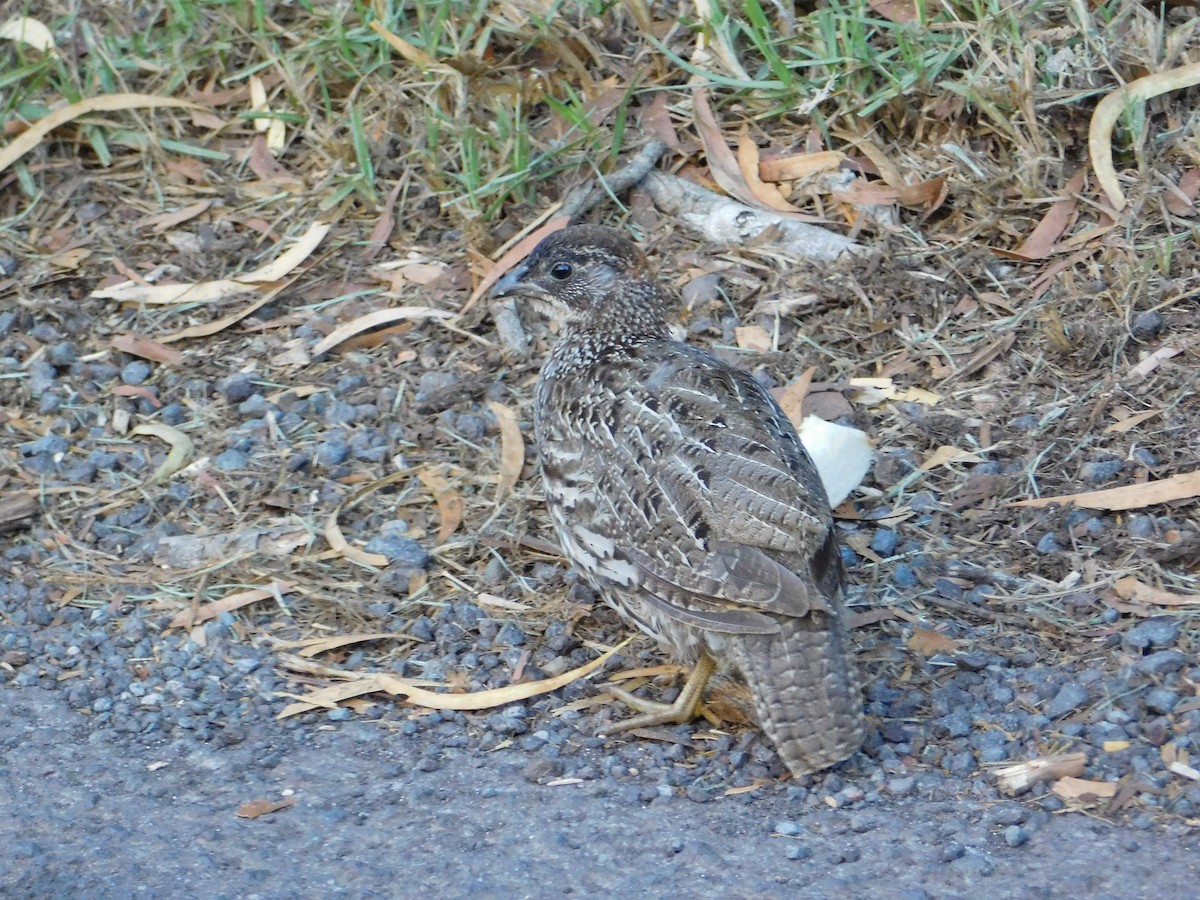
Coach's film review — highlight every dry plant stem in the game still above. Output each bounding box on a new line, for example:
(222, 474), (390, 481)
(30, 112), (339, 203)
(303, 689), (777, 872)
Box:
(641, 171), (866, 262)
(1089, 61), (1200, 211)
(559, 139), (669, 222)
(601, 649), (720, 732)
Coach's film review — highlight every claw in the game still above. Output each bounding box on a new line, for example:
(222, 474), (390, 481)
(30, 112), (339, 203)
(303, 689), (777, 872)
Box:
(600, 650), (719, 733)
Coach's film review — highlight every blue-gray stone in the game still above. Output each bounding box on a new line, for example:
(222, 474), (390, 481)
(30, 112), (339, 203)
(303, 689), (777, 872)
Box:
(364, 534), (429, 568)
(1045, 682), (1088, 718)
(871, 529), (899, 556)
(1123, 617), (1181, 650)
(213, 448), (248, 471)
(1144, 689), (1179, 715)
(1035, 533), (1060, 554)
(121, 360), (153, 385)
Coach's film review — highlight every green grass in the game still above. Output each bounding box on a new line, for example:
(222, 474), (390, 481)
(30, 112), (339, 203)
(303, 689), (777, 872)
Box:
(0, 0), (1151, 228)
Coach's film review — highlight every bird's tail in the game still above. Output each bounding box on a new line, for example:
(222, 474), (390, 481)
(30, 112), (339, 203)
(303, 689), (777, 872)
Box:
(730, 612), (864, 776)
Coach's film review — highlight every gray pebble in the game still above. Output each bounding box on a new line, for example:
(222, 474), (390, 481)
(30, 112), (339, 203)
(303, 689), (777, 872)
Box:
(1123, 617), (1181, 650)
(121, 360), (153, 385)
(1128, 515), (1157, 538)
(1131, 309), (1164, 339)
(1035, 533), (1061, 554)
(1081, 459), (1123, 483)
(775, 820), (803, 836)
(220, 372), (257, 403)
(1144, 688), (1179, 715)
(1136, 650), (1189, 676)
(364, 534), (429, 568)
(871, 529), (898, 556)
(28, 360), (57, 394)
(892, 564), (919, 589)
(48, 341), (78, 366)
(1004, 825), (1029, 847)
(214, 449), (248, 471)
(1045, 683), (1088, 718)
(785, 843), (811, 861)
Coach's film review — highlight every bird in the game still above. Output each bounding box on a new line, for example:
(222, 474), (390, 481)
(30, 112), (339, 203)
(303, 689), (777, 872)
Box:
(493, 224), (864, 777)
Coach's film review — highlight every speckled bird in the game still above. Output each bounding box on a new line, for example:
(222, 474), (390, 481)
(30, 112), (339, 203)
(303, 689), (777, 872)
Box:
(493, 224), (864, 776)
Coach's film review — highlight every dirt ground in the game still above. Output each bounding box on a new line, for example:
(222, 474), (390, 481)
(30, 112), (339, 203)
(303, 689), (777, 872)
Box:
(3, 2), (1200, 892)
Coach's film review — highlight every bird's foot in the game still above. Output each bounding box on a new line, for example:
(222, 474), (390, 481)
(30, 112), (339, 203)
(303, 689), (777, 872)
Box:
(600, 651), (720, 733)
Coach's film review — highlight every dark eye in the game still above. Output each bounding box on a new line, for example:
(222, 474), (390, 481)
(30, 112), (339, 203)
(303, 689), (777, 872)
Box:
(550, 262), (572, 280)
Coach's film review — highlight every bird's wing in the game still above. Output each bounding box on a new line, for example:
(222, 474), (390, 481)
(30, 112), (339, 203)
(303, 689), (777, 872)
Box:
(539, 345), (840, 633)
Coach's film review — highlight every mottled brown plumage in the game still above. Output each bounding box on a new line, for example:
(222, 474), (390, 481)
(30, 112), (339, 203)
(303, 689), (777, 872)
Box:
(494, 224), (864, 776)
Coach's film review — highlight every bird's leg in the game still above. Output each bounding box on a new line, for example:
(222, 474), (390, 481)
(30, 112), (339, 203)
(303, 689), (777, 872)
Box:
(602, 649), (720, 732)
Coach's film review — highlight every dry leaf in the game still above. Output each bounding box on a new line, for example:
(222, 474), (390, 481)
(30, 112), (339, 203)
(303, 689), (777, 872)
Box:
(1166, 168), (1200, 216)
(865, 0), (918, 23)
(236, 797), (297, 819)
(136, 199), (214, 234)
(1052, 777), (1118, 801)
(1168, 761), (1200, 781)
(322, 473), (411, 569)
(278, 638), (631, 718)
(92, 221), (330, 304)
(130, 422), (194, 485)
(736, 134), (801, 213)
(311, 307), (455, 357)
(287, 633), (416, 658)
(1104, 408), (1162, 434)
(1124, 346), (1181, 381)
(0, 15), (57, 52)
(734, 324), (772, 352)
(111, 334), (184, 365)
(1103, 740), (1131, 752)
(758, 150), (846, 183)
(1090, 61), (1200, 210)
(693, 89), (764, 212)
(168, 580), (297, 629)
(774, 367), (816, 429)
(921, 445), (984, 469)
(908, 627), (959, 656)
(0, 94), (201, 174)
(1113, 576), (1200, 607)
(1010, 470), (1200, 511)
(487, 401), (525, 498)
(417, 468), (464, 542)
(1002, 169), (1086, 260)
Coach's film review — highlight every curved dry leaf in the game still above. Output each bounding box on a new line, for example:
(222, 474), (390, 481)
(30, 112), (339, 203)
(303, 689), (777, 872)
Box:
(323, 508), (388, 568)
(1113, 576), (1200, 607)
(736, 134), (801, 213)
(130, 422), (194, 485)
(374, 638), (631, 711)
(169, 581), (297, 629)
(487, 400), (525, 498)
(311, 307), (455, 357)
(0, 16), (56, 52)
(323, 471), (412, 568)
(91, 221), (330, 304)
(1089, 61), (1200, 211)
(693, 88), (761, 211)
(0, 94), (202, 174)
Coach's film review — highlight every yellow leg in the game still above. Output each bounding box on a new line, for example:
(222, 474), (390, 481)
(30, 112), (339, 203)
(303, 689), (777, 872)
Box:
(602, 650), (720, 732)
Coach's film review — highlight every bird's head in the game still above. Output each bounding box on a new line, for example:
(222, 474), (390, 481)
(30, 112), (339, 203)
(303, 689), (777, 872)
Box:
(492, 225), (668, 336)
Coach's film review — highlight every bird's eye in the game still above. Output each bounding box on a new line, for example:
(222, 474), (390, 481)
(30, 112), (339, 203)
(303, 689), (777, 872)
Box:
(550, 262), (573, 280)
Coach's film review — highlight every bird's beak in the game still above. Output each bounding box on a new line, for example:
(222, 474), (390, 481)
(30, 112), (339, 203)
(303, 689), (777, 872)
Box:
(492, 262), (530, 299)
